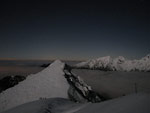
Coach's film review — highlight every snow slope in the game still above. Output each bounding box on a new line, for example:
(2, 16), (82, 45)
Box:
(0, 60), (69, 112)
(75, 54), (150, 72)
(2, 93), (150, 113)
(75, 93), (150, 113)
(2, 98), (85, 113)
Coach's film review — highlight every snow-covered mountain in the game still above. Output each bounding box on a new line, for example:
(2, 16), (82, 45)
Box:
(0, 60), (70, 112)
(75, 54), (150, 72)
(0, 60), (150, 113)
(0, 60), (101, 112)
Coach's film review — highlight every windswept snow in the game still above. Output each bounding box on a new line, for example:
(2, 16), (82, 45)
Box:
(2, 94), (150, 113)
(75, 54), (150, 72)
(0, 60), (69, 112)
(75, 93), (150, 113)
(2, 98), (86, 113)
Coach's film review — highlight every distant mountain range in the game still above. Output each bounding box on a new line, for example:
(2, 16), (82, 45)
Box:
(75, 54), (150, 72)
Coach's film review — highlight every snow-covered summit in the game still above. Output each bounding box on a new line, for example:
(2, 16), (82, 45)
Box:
(75, 56), (112, 69)
(75, 54), (150, 72)
(0, 60), (69, 112)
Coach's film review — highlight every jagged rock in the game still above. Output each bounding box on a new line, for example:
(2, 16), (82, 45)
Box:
(68, 86), (87, 103)
(64, 64), (102, 103)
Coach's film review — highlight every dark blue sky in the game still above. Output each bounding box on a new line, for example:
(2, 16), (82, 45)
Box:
(0, 0), (149, 60)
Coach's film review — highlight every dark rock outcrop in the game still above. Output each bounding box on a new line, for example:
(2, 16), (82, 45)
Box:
(0, 75), (26, 93)
(64, 64), (104, 103)
(40, 63), (51, 67)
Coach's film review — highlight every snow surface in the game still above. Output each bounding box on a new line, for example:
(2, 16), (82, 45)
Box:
(2, 93), (150, 113)
(0, 60), (69, 112)
(2, 98), (86, 113)
(75, 54), (150, 72)
(75, 93), (150, 113)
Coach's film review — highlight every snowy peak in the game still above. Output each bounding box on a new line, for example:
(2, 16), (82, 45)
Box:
(0, 59), (103, 112)
(48, 60), (64, 69)
(76, 56), (112, 69)
(75, 54), (150, 72)
(0, 60), (69, 112)
(90, 56), (112, 69)
(114, 56), (125, 64)
(42, 60), (64, 74)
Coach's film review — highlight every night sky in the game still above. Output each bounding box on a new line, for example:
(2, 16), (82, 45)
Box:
(0, 0), (149, 60)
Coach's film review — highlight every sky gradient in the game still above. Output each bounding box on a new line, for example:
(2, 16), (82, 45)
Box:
(0, 0), (149, 60)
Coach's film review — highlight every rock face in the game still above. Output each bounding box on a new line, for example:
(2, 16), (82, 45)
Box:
(0, 75), (26, 93)
(64, 64), (102, 103)
(75, 54), (150, 72)
(0, 60), (69, 112)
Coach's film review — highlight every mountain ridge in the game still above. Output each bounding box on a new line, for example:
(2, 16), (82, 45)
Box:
(75, 54), (150, 72)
